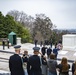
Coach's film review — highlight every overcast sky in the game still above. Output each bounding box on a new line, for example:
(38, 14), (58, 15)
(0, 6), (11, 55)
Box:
(0, 0), (76, 29)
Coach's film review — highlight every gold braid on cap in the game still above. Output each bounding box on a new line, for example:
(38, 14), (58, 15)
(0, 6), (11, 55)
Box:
(15, 48), (20, 50)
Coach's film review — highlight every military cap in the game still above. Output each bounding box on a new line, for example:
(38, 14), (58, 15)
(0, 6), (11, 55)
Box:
(14, 45), (21, 50)
(33, 47), (40, 51)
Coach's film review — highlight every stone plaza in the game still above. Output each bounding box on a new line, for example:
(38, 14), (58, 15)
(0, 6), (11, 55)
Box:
(0, 42), (76, 75)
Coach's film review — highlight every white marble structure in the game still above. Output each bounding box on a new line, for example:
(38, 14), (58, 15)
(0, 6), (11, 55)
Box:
(62, 34), (76, 50)
(17, 37), (21, 45)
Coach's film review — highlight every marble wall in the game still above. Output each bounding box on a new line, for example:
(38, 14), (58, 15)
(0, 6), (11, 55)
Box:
(62, 34), (76, 50)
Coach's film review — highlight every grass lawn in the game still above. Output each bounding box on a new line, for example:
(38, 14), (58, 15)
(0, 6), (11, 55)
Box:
(0, 42), (2, 45)
(0, 42), (7, 46)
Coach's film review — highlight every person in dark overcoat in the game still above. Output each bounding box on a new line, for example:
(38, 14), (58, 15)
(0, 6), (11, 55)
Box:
(2, 40), (5, 50)
(22, 50), (29, 63)
(34, 40), (38, 47)
(9, 45), (25, 75)
(40, 41), (43, 47)
(50, 39), (52, 48)
(47, 47), (52, 58)
(72, 60), (76, 75)
(27, 46), (42, 75)
(41, 45), (47, 55)
(7, 39), (9, 49)
(22, 50), (29, 75)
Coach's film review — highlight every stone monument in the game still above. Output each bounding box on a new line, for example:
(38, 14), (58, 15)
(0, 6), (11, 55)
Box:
(17, 37), (21, 45)
(62, 34), (76, 50)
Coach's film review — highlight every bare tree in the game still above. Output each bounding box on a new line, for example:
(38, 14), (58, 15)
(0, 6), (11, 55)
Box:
(7, 10), (34, 33)
(7, 10), (55, 42)
(7, 10), (20, 21)
(33, 14), (53, 41)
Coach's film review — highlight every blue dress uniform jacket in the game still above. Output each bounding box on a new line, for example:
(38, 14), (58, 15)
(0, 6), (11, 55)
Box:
(27, 55), (42, 75)
(53, 48), (58, 58)
(9, 54), (25, 75)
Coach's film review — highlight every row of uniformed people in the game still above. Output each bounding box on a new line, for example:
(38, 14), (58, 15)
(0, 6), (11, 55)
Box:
(9, 45), (46, 75)
(9, 45), (76, 75)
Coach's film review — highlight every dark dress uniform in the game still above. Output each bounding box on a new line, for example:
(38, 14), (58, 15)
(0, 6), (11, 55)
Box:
(9, 45), (24, 75)
(27, 47), (42, 75)
(9, 54), (24, 75)
(7, 39), (9, 49)
(27, 55), (42, 75)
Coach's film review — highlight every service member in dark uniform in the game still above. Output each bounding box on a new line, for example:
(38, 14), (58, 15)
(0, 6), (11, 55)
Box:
(53, 46), (58, 59)
(2, 40), (5, 50)
(7, 39), (9, 49)
(27, 46), (42, 75)
(9, 45), (25, 75)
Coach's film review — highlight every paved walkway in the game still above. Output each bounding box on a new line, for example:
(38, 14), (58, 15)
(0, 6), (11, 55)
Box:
(0, 43), (76, 75)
